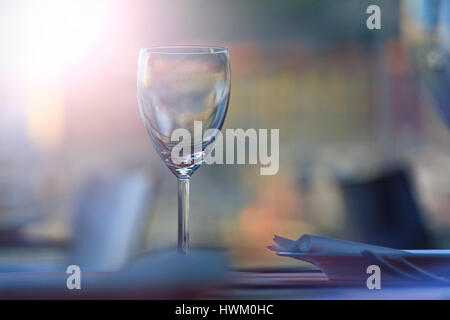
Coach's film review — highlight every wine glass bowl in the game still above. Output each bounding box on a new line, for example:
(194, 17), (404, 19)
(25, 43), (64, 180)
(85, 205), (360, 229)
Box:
(138, 46), (230, 178)
(137, 46), (231, 253)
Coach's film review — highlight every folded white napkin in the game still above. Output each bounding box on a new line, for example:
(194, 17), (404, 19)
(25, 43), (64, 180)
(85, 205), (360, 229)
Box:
(268, 234), (408, 256)
(268, 234), (450, 282)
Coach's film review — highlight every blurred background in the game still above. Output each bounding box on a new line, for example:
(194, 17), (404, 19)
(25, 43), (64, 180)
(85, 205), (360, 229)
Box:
(0, 0), (449, 270)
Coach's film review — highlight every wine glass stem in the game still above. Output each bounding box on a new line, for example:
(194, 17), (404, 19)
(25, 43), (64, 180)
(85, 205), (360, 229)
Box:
(177, 178), (189, 254)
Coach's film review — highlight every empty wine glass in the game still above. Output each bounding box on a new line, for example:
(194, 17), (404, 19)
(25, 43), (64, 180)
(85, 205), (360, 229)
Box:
(137, 46), (231, 254)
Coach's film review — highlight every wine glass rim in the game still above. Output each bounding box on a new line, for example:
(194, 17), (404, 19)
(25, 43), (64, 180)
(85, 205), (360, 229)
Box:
(140, 46), (228, 55)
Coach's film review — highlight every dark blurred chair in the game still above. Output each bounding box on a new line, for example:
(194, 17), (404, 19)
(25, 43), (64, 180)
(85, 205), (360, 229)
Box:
(337, 166), (431, 249)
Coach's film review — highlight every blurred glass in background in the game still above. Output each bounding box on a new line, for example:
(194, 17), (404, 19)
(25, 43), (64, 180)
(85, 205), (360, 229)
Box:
(0, 0), (449, 269)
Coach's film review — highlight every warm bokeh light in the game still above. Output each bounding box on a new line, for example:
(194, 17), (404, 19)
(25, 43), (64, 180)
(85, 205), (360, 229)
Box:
(25, 80), (65, 149)
(21, 0), (110, 80)
(2, 0), (112, 149)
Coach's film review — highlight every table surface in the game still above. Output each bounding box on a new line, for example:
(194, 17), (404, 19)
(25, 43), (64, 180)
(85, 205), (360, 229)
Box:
(2, 268), (449, 300)
(1, 245), (450, 300)
(222, 270), (450, 299)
